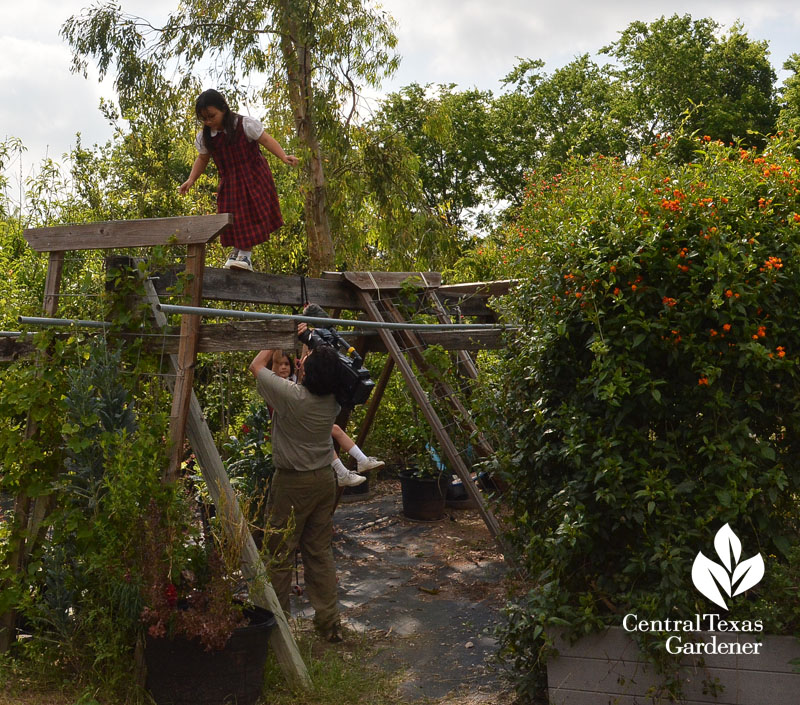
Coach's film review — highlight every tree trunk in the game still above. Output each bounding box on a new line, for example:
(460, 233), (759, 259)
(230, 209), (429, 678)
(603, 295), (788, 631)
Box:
(276, 1), (335, 276)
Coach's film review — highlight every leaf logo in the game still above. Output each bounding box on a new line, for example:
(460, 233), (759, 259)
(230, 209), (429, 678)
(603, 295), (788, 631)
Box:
(691, 524), (765, 610)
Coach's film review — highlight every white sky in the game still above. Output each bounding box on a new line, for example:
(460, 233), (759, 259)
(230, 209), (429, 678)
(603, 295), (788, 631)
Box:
(3, 0), (800, 179)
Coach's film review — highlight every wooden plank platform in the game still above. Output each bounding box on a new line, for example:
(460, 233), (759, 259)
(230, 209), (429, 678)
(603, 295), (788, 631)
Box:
(152, 268), (362, 310)
(24, 214), (231, 252)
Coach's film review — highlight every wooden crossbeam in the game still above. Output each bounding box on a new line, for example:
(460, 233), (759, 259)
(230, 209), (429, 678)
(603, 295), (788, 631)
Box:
(340, 271), (442, 291)
(151, 267), (362, 310)
(24, 214), (231, 252)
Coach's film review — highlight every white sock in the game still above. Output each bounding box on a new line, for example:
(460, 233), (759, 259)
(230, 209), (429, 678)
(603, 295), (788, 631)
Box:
(238, 249), (252, 258)
(331, 457), (348, 477)
(348, 445), (367, 463)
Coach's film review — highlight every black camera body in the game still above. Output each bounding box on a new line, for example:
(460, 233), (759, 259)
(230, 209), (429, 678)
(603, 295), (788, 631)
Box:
(298, 309), (375, 409)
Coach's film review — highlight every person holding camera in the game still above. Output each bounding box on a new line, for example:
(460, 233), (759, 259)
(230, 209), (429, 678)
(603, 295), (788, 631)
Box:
(248, 326), (344, 642)
(265, 348), (384, 486)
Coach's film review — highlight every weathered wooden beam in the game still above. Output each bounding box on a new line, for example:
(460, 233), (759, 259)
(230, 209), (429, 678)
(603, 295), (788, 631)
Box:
(340, 271), (442, 291)
(24, 214), (230, 252)
(151, 267), (362, 310)
(142, 321), (296, 354)
(166, 244), (205, 483)
(0, 338), (35, 362)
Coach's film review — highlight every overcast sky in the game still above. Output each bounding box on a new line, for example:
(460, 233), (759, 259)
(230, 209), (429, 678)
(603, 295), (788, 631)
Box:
(3, 0), (800, 180)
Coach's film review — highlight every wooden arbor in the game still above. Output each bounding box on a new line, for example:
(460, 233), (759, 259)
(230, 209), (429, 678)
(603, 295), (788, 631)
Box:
(4, 214), (515, 681)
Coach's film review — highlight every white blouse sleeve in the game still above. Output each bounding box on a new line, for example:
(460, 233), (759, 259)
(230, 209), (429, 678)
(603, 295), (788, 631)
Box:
(194, 130), (208, 155)
(242, 116), (265, 142)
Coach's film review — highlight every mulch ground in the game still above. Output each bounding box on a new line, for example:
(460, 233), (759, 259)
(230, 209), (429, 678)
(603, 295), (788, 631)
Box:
(290, 474), (519, 704)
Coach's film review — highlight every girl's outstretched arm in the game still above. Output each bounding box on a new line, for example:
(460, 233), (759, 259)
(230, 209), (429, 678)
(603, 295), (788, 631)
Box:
(257, 131), (300, 167)
(179, 152), (211, 194)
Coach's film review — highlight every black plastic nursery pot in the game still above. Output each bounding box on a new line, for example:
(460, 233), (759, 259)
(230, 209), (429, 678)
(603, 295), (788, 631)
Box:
(399, 469), (447, 521)
(445, 477), (477, 509)
(144, 605), (276, 705)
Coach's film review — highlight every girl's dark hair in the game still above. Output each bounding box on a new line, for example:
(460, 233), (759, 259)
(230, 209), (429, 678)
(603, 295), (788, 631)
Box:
(267, 350), (295, 377)
(302, 346), (342, 398)
(195, 89), (239, 151)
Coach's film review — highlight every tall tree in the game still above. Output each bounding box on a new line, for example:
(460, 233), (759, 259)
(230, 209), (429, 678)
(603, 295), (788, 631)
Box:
(489, 55), (626, 202)
(374, 83), (493, 233)
(602, 14), (777, 149)
(62, 0), (399, 275)
(778, 53), (800, 132)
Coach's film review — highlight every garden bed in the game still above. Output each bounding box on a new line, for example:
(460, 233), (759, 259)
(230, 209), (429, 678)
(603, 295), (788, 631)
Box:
(548, 626), (800, 705)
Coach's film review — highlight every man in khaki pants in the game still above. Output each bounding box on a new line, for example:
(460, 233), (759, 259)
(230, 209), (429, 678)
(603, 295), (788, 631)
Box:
(249, 332), (344, 642)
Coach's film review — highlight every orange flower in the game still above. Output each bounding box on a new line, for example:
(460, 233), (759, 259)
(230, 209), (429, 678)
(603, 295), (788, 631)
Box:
(725, 289), (734, 298)
(698, 377), (709, 386)
(777, 346), (786, 358)
(610, 264), (617, 273)
(662, 296), (678, 307)
(613, 287), (621, 295)
(722, 323), (731, 332)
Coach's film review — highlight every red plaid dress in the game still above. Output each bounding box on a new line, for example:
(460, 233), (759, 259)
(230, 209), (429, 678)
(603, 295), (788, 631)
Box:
(210, 118), (284, 249)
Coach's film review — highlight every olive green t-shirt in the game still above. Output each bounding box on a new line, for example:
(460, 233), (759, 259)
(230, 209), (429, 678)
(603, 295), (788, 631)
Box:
(256, 367), (339, 471)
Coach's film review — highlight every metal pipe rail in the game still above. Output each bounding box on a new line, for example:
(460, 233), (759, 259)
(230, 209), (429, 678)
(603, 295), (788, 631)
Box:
(155, 304), (515, 332)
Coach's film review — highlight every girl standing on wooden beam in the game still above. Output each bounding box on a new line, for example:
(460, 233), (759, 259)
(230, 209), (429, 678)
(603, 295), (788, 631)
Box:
(179, 89), (299, 272)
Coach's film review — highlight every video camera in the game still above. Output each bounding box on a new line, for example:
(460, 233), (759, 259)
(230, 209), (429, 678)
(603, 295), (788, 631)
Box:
(298, 304), (375, 409)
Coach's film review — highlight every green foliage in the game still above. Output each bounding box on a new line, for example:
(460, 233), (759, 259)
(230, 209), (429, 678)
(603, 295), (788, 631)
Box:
(778, 53), (800, 133)
(602, 15), (778, 152)
(490, 132), (800, 697)
(222, 402), (275, 521)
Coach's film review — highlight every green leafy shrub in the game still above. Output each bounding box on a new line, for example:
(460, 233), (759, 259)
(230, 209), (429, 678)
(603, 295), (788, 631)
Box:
(491, 133), (800, 699)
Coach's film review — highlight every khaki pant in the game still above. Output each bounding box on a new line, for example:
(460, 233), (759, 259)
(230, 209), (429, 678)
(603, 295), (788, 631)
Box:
(265, 466), (339, 634)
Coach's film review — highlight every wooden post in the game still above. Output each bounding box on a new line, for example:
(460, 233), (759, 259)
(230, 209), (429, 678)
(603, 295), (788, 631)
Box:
(143, 281), (311, 689)
(1, 252), (65, 652)
(356, 291), (515, 565)
(355, 355), (394, 449)
(166, 243), (206, 483)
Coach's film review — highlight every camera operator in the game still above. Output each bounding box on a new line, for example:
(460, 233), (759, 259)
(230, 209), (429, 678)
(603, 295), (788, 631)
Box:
(248, 323), (344, 643)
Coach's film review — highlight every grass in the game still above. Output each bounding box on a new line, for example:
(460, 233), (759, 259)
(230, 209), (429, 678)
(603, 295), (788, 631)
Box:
(0, 624), (402, 705)
(261, 626), (402, 705)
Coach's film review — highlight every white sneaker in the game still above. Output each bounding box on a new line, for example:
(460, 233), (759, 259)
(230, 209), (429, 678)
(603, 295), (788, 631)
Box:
(228, 252), (253, 272)
(222, 249), (239, 269)
(337, 469), (367, 487)
(357, 456), (384, 473)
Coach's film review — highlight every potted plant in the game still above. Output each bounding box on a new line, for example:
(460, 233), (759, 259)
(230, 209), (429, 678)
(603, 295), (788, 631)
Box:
(138, 497), (277, 705)
(398, 433), (448, 521)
